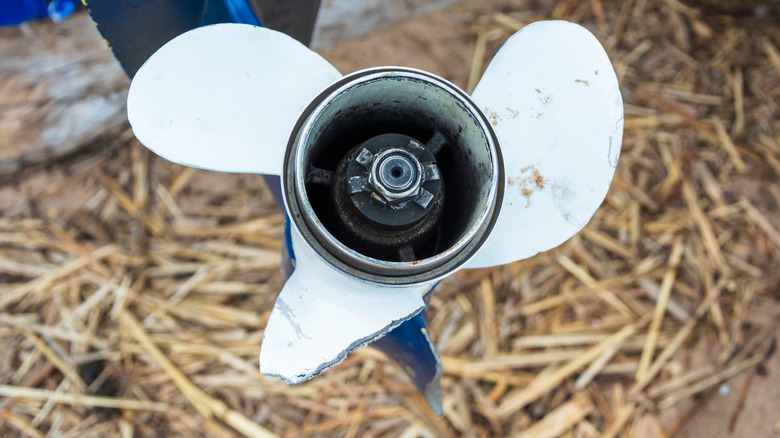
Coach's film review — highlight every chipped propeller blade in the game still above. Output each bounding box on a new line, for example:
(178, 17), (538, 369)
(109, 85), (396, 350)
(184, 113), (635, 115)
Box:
(465, 21), (624, 268)
(260, 228), (432, 384)
(127, 23), (341, 175)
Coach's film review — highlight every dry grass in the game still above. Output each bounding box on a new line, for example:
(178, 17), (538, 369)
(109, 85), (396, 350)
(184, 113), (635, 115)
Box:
(1, 0), (779, 436)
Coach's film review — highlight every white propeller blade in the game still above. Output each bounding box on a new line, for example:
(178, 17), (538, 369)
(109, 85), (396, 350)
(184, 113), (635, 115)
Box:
(260, 228), (431, 384)
(127, 24), (341, 175)
(466, 21), (623, 269)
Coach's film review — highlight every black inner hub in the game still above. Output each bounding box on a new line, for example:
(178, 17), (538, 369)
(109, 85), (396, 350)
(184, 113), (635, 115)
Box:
(344, 134), (442, 229)
(305, 133), (446, 262)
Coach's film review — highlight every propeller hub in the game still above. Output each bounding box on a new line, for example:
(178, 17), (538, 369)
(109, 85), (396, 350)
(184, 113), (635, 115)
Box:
(284, 68), (504, 284)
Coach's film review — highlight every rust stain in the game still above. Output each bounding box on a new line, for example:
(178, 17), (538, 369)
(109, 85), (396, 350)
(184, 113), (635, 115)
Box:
(575, 79), (590, 86)
(535, 89), (553, 104)
(514, 165), (546, 207)
(505, 107), (519, 119)
(483, 107), (501, 126)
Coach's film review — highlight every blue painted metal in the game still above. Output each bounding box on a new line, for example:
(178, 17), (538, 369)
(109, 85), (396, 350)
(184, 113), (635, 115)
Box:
(47, 0), (77, 23)
(0, 0), (76, 26)
(221, 0), (259, 26)
(372, 310), (443, 414)
(0, 0), (47, 26)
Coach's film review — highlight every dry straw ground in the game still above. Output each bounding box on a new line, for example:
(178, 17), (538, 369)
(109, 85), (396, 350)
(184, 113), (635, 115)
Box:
(1, 0), (779, 437)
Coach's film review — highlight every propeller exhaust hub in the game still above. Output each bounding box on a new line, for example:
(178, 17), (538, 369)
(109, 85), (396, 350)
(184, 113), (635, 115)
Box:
(284, 68), (504, 285)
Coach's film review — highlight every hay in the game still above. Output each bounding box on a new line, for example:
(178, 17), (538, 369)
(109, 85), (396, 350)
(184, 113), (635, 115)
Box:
(1, 0), (779, 436)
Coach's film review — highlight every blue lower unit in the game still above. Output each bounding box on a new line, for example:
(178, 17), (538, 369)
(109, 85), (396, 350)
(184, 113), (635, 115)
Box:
(372, 310), (443, 414)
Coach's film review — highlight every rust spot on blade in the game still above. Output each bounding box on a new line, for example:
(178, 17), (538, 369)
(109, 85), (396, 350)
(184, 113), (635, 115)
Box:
(483, 107), (501, 126)
(510, 165), (546, 207)
(534, 173), (545, 190)
(534, 89), (553, 105)
(575, 79), (590, 86)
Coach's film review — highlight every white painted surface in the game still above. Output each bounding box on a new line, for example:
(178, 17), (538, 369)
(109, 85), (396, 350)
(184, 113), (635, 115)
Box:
(260, 227), (430, 384)
(465, 21), (623, 269)
(127, 24), (341, 176)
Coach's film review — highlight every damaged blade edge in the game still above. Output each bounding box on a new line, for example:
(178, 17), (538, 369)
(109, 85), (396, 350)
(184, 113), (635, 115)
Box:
(261, 305), (426, 385)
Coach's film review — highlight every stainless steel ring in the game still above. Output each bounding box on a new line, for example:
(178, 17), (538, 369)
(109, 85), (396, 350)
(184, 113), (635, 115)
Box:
(282, 67), (504, 285)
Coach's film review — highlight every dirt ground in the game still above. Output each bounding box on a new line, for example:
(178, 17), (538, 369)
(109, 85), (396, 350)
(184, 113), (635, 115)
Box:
(1, 0), (779, 437)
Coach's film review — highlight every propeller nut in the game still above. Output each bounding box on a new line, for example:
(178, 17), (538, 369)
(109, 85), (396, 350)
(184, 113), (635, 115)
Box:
(349, 141), (441, 210)
(369, 148), (423, 207)
(344, 134), (442, 230)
